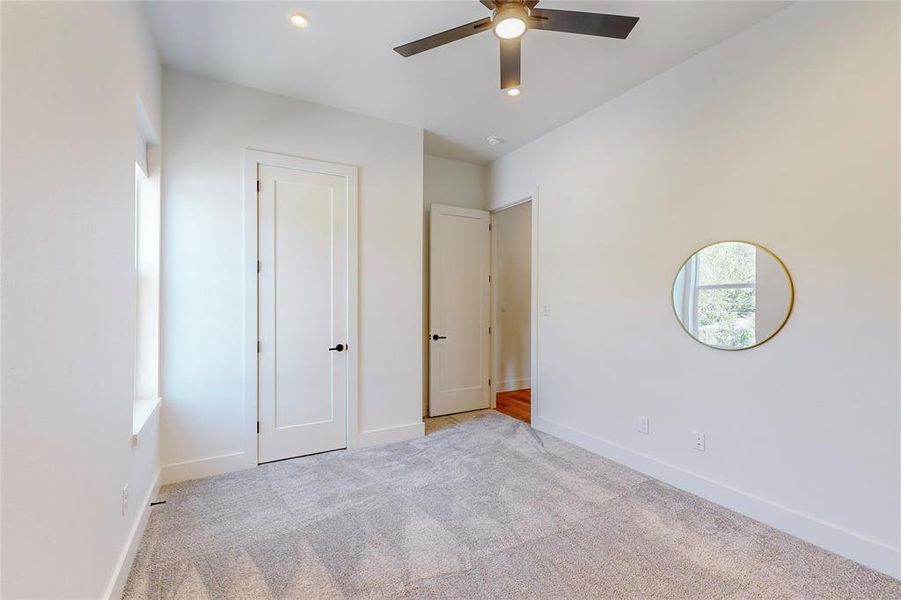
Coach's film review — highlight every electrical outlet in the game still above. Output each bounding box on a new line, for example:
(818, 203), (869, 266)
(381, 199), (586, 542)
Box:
(693, 432), (706, 452)
(638, 416), (649, 435)
(122, 484), (129, 516)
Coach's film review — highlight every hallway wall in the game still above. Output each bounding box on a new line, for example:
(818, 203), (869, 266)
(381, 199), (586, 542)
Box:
(422, 155), (488, 415)
(493, 202), (531, 392)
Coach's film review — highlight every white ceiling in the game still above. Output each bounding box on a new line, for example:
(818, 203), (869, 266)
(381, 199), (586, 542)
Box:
(143, 1), (789, 163)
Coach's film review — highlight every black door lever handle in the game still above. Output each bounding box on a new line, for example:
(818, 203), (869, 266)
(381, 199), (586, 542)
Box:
(431, 334), (447, 341)
(329, 344), (345, 352)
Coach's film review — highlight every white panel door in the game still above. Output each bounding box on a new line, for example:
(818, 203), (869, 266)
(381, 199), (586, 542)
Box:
(258, 163), (351, 463)
(429, 204), (491, 416)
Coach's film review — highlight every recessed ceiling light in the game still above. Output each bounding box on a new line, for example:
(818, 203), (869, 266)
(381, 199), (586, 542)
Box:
(486, 135), (505, 146)
(289, 13), (309, 29)
(506, 88), (521, 97)
(493, 5), (528, 39)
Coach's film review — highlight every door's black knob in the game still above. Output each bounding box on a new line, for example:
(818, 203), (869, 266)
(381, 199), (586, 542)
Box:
(431, 334), (447, 341)
(329, 344), (345, 352)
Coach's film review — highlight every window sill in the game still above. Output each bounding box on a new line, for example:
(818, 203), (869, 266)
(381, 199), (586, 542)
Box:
(132, 397), (161, 445)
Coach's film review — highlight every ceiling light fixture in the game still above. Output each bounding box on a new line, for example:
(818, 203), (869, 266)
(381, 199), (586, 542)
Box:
(289, 13), (309, 29)
(493, 4), (528, 40)
(506, 87), (521, 97)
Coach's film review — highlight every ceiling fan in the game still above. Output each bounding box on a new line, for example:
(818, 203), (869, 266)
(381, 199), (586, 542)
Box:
(393, 1), (639, 94)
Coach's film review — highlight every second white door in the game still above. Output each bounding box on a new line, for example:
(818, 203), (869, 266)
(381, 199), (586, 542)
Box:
(258, 160), (354, 463)
(429, 204), (491, 416)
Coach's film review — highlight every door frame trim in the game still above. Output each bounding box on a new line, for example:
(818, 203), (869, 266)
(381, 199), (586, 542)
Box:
(489, 190), (539, 424)
(244, 149), (359, 464)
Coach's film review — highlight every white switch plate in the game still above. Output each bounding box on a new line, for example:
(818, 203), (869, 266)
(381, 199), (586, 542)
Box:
(540, 304), (551, 316)
(638, 416), (649, 435)
(693, 432), (706, 452)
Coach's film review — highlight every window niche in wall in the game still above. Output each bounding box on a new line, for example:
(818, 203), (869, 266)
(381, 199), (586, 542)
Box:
(133, 126), (162, 440)
(672, 241), (793, 351)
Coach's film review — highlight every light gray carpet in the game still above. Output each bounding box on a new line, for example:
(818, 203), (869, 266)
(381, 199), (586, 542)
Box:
(124, 411), (900, 599)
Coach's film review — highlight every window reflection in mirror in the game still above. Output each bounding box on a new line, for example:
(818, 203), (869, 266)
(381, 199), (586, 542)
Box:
(672, 242), (792, 350)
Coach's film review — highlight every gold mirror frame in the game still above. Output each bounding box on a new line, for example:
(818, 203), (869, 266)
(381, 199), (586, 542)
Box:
(671, 240), (794, 351)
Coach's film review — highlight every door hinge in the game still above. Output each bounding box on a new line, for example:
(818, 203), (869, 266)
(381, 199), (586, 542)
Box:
(489, 223), (492, 231)
(489, 378), (492, 386)
(257, 260), (261, 273)
(257, 341), (261, 353)
(488, 275), (491, 283)
(488, 326), (491, 334)
(256, 180), (261, 192)
(257, 421), (260, 434)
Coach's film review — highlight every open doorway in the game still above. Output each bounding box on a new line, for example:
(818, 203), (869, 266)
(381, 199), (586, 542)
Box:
(490, 200), (532, 423)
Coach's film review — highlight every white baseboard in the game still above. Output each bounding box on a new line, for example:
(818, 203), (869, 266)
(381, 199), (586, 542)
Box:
(352, 421), (424, 448)
(497, 378), (531, 392)
(161, 451), (254, 485)
(161, 422), (426, 485)
(104, 468), (161, 600)
(532, 415), (901, 580)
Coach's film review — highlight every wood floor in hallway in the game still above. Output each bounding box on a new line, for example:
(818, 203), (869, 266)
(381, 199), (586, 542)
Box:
(495, 388), (531, 424)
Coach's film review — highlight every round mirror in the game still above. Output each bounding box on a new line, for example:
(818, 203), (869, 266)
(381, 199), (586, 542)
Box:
(672, 241), (793, 350)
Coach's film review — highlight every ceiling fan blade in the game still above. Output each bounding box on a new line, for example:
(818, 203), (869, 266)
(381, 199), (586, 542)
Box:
(529, 8), (638, 39)
(524, 1), (540, 7)
(480, 0), (495, 9)
(394, 17), (492, 57)
(499, 37), (521, 90)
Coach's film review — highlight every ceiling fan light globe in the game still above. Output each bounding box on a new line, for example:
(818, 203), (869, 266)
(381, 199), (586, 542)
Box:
(493, 4), (529, 39)
(495, 16), (527, 39)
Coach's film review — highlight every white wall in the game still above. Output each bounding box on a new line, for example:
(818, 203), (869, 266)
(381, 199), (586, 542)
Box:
(493, 201), (531, 392)
(424, 155), (488, 211)
(490, 2), (900, 577)
(423, 155), (487, 414)
(755, 247), (790, 342)
(161, 70), (424, 481)
(1, 2), (162, 597)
